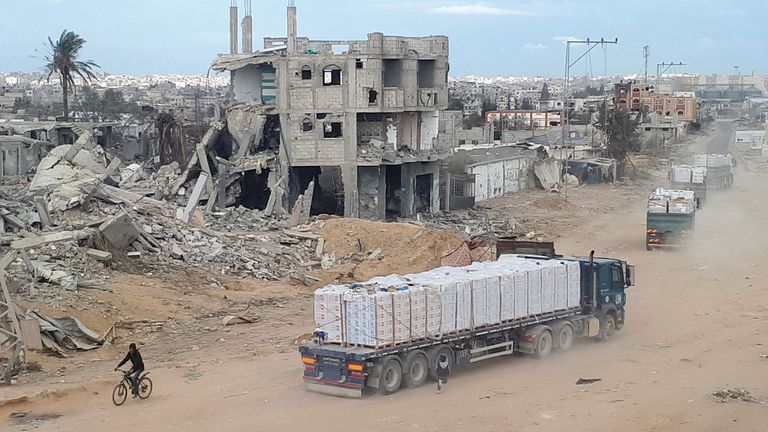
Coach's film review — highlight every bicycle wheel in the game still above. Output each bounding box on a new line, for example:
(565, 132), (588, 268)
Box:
(138, 377), (153, 399)
(112, 383), (128, 406)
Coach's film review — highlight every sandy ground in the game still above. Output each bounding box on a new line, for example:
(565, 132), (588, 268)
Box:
(4, 122), (768, 431)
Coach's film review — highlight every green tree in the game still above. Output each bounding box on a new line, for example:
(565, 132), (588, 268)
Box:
(463, 112), (483, 129)
(43, 30), (99, 121)
(447, 98), (464, 111)
(594, 103), (643, 176)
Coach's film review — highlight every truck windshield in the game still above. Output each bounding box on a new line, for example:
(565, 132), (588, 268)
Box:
(611, 265), (623, 288)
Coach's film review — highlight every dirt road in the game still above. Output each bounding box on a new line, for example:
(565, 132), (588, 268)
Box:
(5, 147), (768, 431)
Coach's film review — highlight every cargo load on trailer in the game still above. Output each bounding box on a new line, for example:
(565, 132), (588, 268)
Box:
(692, 154), (733, 190)
(669, 165), (708, 202)
(301, 243), (635, 398)
(646, 187), (698, 250)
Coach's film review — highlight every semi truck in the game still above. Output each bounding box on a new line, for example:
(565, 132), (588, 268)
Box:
(299, 242), (635, 398)
(693, 154), (734, 190)
(646, 188), (699, 250)
(670, 165), (708, 203)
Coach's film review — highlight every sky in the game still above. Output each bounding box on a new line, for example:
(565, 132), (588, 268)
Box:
(1, 0), (766, 77)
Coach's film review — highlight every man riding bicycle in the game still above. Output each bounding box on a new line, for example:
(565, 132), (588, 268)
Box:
(114, 343), (145, 398)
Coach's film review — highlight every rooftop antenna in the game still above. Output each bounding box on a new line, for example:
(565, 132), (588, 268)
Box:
(643, 45), (650, 83)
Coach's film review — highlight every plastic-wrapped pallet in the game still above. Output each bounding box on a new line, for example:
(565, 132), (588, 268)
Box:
(553, 262), (569, 310)
(470, 276), (488, 328)
(314, 285), (346, 343)
(455, 277), (473, 331)
(344, 287), (395, 347)
(485, 272), (502, 325)
(404, 272), (459, 335)
(671, 165), (692, 183)
(565, 260), (582, 308)
(499, 269), (516, 322)
(392, 286), (428, 343)
(691, 167), (707, 183)
(539, 265), (555, 314)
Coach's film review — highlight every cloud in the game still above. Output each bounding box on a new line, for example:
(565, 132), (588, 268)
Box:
(429, 3), (537, 16)
(522, 43), (547, 51)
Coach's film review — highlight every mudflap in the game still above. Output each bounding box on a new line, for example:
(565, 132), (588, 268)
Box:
(305, 382), (362, 399)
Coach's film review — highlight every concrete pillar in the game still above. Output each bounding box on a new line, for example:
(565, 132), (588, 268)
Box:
(430, 162), (440, 214)
(229, 4), (238, 54)
(287, 4), (297, 54)
(378, 166), (387, 219)
(241, 15), (253, 54)
(369, 32), (384, 56)
(342, 164), (359, 218)
(400, 163), (414, 218)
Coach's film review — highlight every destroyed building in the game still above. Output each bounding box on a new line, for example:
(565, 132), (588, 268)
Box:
(211, 2), (450, 220)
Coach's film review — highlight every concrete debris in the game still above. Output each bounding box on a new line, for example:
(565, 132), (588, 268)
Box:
(85, 248), (113, 262)
(26, 310), (104, 355)
(711, 388), (763, 404)
(222, 315), (260, 326)
(32, 261), (78, 290)
(98, 212), (140, 250)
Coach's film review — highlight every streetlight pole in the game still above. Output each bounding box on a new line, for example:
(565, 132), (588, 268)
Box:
(562, 38), (618, 199)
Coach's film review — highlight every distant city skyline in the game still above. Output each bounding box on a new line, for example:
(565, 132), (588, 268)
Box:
(1, 0), (766, 78)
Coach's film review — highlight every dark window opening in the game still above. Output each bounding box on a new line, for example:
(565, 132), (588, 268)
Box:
(677, 110), (684, 115)
(239, 169), (271, 210)
(316, 113), (328, 120)
(290, 166), (344, 216)
(458, 139), (466, 145)
(414, 173), (433, 214)
(301, 118), (313, 132)
(383, 59), (403, 87)
(368, 89), (378, 105)
(324, 122), (343, 138)
(301, 66), (312, 80)
(417, 59), (436, 88)
(665, 111), (671, 116)
(385, 165), (402, 220)
(355, 59), (364, 69)
(323, 67), (342, 86)
(258, 115), (281, 151)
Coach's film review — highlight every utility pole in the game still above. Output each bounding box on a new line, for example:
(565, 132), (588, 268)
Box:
(656, 62), (686, 93)
(562, 38), (618, 198)
(643, 45), (651, 83)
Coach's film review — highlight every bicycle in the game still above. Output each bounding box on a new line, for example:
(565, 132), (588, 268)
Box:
(112, 369), (153, 406)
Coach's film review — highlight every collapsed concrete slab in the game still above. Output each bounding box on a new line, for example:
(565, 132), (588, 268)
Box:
(98, 212), (140, 250)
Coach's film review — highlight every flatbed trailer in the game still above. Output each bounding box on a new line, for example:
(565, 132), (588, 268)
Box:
(300, 251), (635, 398)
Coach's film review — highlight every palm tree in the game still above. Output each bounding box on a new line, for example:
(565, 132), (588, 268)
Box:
(44, 30), (99, 121)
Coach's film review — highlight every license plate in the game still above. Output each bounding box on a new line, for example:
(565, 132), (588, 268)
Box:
(322, 357), (343, 367)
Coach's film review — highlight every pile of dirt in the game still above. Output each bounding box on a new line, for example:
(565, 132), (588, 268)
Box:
(532, 195), (572, 211)
(312, 218), (471, 285)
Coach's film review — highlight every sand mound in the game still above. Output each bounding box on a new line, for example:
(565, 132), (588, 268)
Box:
(313, 218), (470, 284)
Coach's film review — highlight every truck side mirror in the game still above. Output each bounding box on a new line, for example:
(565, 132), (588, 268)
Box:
(625, 264), (636, 287)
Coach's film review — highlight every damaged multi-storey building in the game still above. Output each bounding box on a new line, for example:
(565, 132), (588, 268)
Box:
(210, 1), (449, 220)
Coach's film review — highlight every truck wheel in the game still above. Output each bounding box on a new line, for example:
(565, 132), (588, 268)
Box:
(555, 324), (574, 351)
(598, 314), (616, 340)
(427, 346), (454, 381)
(403, 351), (428, 388)
(534, 329), (553, 358)
(379, 357), (403, 394)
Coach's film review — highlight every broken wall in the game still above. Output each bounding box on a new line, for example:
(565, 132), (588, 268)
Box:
(357, 166), (386, 220)
(419, 111), (439, 150)
(400, 161), (439, 217)
(467, 156), (534, 202)
(232, 64), (264, 103)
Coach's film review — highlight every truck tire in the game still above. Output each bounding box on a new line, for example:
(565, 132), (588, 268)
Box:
(555, 324), (574, 351)
(379, 357), (403, 394)
(534, 329), (553, 358)
(597, 314), (616, 340)
(403, 351), (429, 388)
(427, 345), (454, 381)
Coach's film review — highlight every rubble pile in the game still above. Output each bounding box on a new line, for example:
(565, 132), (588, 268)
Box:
(0, 129), (322, 306)
(419, 209), (522, 240)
